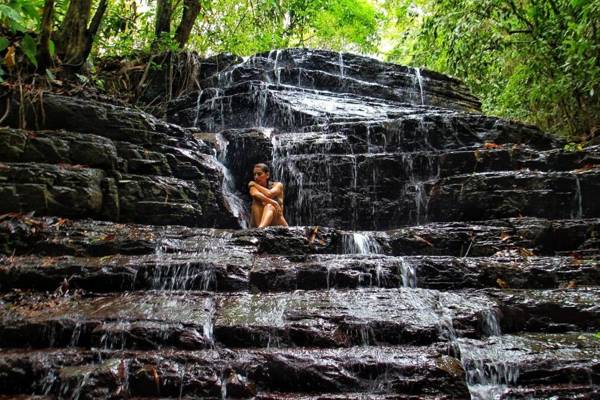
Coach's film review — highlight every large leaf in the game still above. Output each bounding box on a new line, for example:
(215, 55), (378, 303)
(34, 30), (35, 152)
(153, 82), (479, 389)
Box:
(0, 37), (9, 52)
(21, 34), (38, 67)
(0, 5), (23, 24)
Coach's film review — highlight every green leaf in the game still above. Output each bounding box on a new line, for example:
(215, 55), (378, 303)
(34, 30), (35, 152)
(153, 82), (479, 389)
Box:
(21, 34), (38, 67)
(0, 37), (9, 52)
(75, 73), (89, 83)
(0, 5), (24, 25)
(48, 39), (55, 57)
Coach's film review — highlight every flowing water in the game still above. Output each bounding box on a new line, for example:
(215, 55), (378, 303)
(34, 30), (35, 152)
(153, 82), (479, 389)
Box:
(414, 67), (425, 105)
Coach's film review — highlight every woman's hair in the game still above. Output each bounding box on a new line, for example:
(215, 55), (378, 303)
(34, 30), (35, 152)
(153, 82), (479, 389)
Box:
(254, 163), (270, 174)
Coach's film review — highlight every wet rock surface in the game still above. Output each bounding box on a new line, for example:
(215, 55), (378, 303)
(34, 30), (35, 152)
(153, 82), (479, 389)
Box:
(164, 48), (586, 229)
(0, 96), (238, 228)
(1, 48), (600, 399)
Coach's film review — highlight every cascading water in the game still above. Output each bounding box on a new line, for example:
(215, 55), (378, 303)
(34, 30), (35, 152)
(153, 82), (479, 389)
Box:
(341, 232), (383, 255)
(572, 172), (584, 219)
(214, 133), (250, 229)
(414, 67), (425, 105)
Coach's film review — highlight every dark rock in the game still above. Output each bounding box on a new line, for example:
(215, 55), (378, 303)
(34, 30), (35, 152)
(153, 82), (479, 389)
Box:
(0, 163), (105, 218)
(0, 128), (118, 170)
(487, 288), (600, 333)
(249, 254), (600, 291)
(426, 170), (600, 222)
(457, 333), (600, 398)
(0, 347), (469, 398)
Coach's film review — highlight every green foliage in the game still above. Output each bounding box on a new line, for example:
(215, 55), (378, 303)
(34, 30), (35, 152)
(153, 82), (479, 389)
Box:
(93, 0), (380, 57)
(384, 0), (600, 138)
(0, 0), (45, 75)
(564, 142), (585, 152)
(21, 33), (37, 66)
(1, 0), (597, 140)
(0, 0), (43, 32)
(190, 0), (380, 55)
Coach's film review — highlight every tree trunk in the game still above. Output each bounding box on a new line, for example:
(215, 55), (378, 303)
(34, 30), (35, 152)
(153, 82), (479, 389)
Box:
(155, 0), (172, 39)
(37, 0), (54, 70)
(174, 0), (202, 48)
(57, 0), (92, 66)
(82, 0), (108, 60)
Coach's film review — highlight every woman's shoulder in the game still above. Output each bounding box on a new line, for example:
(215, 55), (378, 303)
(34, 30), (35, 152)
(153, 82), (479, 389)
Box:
(271, 181), (284, 188)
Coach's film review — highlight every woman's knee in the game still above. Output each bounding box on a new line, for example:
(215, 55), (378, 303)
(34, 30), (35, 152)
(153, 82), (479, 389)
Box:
(264, 203), (276, 211)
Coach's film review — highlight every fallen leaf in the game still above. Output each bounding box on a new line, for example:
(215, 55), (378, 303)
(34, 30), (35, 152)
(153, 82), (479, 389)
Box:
(575, 164), (600, 173)
(413, 234), (434, 247)
(496, 278), (509, 289)
(484, 142), (501, 149)
(150, 366), (160, 392)
(41, 257), (55, 267)
(308, 226), (319, 243)
(102, 233), (116, 241)
(57, 163), (88, 169)
(4, 46), (16, 69)
(518, 247), (535, 257)
(565, 280), (577, 289)
(499, 231), (511, 242)
(118, 359), (127, 381)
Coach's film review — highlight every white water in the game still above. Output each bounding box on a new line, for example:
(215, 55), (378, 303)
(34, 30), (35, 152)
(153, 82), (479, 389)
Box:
(414, 67), (425, 105)
(214, 133), (250, 228)
(341, 232), (383, 255)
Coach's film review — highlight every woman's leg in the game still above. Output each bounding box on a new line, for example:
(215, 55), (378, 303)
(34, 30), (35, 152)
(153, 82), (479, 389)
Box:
(251, 202), (264, 227)
(258, 204), (276, 227)
(274, 214), (288, 226)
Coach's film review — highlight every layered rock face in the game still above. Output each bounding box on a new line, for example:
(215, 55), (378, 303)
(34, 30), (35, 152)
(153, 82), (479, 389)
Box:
(168, 48), (595, 229)
(1, 93), (242, 228)
(1, 48), (600, 399)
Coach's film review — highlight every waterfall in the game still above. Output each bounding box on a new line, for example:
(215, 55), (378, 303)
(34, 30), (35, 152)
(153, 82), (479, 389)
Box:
(341, 232), (383, 255)
(572, 173), (583, 219)
(414, 67), (425, 105)
(398, 257), (416, 288)
(214, 133), (250, 229)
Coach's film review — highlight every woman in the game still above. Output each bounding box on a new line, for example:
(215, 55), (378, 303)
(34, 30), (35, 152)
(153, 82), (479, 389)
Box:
(248, 163), (289, 228)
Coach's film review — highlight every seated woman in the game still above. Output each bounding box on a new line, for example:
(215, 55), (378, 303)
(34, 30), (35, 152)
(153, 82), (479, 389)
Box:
(248, 163), (289, 228)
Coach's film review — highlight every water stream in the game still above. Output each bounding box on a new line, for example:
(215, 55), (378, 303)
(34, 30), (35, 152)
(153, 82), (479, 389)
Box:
(414, 67), (425, 105)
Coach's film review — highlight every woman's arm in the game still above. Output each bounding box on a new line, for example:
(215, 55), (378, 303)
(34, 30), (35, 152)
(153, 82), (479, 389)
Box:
(249, 186), (282, 214)
(248, 181), (283, 198)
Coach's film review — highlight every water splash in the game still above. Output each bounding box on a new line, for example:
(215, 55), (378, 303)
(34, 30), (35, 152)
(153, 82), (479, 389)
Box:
(398, 257), (417, 288)
(341, 232), (383, 255)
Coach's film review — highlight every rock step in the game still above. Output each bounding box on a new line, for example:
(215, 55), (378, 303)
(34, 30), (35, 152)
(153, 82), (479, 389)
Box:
(2, 254), (598, 293)
(2, 289), (599, 350)
(457, 333), (600, 398)
(0, 346), (470, 399)
(426, 169), (600, 223)
(0, 162), (217, 225)
(2, 215), (599, 258)
(250, 255), (600, 292)
(189, 48), (480, 111)
(0, 334), (597, 399)
(170, 82), (547, 146)
(264, 144), (600, 182)
(281, 168), (600, 228)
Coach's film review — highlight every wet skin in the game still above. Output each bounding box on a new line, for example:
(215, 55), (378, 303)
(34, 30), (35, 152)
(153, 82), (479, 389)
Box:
(249, 167), (288, 228)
